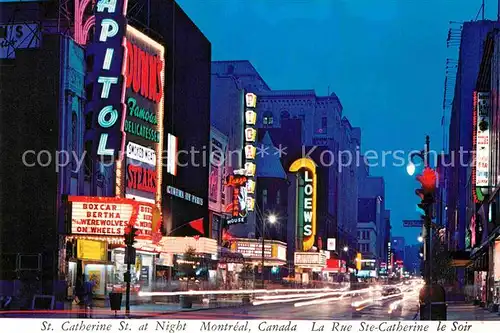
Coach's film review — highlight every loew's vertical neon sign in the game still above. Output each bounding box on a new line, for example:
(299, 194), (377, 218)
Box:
(87, 0), (129, 160)
(289, 158), (317, 252)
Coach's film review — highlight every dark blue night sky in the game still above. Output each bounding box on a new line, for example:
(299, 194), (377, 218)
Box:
(177, 0), (497, 244)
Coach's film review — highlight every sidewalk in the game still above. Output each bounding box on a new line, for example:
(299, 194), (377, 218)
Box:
(60, 299), (245, 318)
(446, 303), (500, 321)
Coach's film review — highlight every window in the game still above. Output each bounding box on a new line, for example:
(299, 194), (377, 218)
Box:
(280, 110), (290, 120)
(71, 111), (78, 171)
(84, 140), (93, 179)
(357, 231), (361, 239)
(276, 190), (281, 205)
(263, 111), (273, 127)
(263, 189), (268, 206)
(70, 177), (78, 195)
(321, 116), (327, 132)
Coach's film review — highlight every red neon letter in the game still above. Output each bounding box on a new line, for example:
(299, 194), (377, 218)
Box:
(125, 40), (133, 88)
(132, 45), (141, 93)
(156, 59), (163, 103)
(140, 50), (149, 98)
(149, 54), (157, 101)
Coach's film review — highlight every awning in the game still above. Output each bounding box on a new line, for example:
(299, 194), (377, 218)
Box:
(450, 259), (471, 267)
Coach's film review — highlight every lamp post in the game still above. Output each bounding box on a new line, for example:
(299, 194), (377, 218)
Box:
(343, 246), (349, 276)
(407, 135), (431, 285)
(262, 214), (276, 288)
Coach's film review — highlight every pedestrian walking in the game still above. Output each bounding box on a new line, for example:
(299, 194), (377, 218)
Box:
(75, 276), (86, 318)
(83, 276), (95, 318)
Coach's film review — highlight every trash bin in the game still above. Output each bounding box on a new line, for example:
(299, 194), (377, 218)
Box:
(419, 284), (447, 320)
(109, 293), (122, 311)
(242, 295), (251, 305)
(420, 302), (447, 320)
(179, 295), (192, 309)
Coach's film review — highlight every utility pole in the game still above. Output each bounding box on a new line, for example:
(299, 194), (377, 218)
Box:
(261, 201), (266, 289)
(423, 135), (432, 286)
(124, 227), (137, 317)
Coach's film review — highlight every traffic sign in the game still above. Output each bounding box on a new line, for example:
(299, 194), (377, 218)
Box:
(403, 220), (423, 227)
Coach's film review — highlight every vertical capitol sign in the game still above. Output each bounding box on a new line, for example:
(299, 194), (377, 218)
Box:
(86, 0), (129, 161)
(289, 158), (317, 252)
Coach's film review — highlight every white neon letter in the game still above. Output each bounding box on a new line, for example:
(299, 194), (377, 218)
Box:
(97, 134), (114, 156)
(98, 76), (118, 98)
(103, 48), (114, 70)
(96, 0), (118, 13)
(99, 19), (119, 42)
(97, 105), (119, 128)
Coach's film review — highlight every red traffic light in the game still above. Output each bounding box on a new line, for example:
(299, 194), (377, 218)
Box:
(416, 167), (437, 192)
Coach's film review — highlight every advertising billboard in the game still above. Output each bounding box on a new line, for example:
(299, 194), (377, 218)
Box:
(120, 25), (165, 208)
(494, 241), (500, 281)
(289, 158), (317, 252)
(68, 196), (161, 242)
(224, 175), (249, 225)
(0, 23), (41, 59)
(474, 91), (490, 187)
(209, 128), (228, 213)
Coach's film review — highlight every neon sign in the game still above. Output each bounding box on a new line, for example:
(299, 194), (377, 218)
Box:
(241, 93), (257, 212)
(289, 158), (317, 252)
(127, 164), (157, 193)
(125, 39), (163, 103)
(119, 25), (165, 208)
(68, 196), (161, 242)
(88, 0), (129, 159)
(224, 175), (248, 222)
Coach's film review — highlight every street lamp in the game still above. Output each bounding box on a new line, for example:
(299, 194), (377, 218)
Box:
(261, 213), (278, 287)
(342, 246), (349, 275)
(406, 161), (416, 176)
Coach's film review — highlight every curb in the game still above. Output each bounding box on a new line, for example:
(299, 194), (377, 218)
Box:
(167, 303), (249, 313)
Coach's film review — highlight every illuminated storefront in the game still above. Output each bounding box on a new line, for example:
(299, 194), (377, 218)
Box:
(356, 259), (378, 278)
(66, 1), (166, 298)
(230, 238), (287, 266)
(158, 236), (218, 282)
(66, 196), (161, 296)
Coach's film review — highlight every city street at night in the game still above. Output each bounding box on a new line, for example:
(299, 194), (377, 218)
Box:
(2, 0), (500, 327)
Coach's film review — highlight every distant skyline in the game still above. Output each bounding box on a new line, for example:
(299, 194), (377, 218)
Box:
(177, 0), (498, 244)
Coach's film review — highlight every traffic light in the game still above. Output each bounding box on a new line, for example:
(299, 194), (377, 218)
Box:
(124, 226), (139, 246)
(415, 167), (436, 217)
